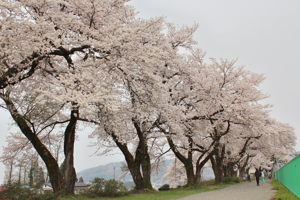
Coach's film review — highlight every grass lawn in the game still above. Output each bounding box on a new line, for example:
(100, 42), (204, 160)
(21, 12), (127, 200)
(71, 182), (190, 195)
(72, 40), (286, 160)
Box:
(271, 179), (300, 200)
(62, 180), (241, 200)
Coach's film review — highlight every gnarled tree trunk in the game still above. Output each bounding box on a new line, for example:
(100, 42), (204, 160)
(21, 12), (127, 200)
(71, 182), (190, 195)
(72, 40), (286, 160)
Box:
(165, 135), (196, 186)
(132, 118), (153, 190)
(63, 107), (78, 195)
(211, 142), (226, 184)
(195, 151), (214, 186)
(109, 129), (152, 190)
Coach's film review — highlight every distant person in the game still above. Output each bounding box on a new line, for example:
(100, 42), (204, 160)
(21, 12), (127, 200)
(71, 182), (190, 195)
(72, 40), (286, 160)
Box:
(247, 173), (251, 182)
(261, 170), (266, 185)
(254, 168), (260, 186)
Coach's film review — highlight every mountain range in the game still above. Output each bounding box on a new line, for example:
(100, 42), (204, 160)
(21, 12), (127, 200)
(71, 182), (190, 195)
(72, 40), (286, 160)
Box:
(77, 160), (173, 186)
(77, 159), (214, 189)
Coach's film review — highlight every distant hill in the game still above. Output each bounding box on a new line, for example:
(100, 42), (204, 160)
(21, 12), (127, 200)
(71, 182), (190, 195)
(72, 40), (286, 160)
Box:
(77, 160), (174, 183)
(77, 159), (214, 188)
(77, 161), (126, 183)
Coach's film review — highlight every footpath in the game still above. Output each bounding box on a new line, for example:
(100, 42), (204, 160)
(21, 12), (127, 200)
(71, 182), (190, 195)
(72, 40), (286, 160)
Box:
(177, 178), (276, 200)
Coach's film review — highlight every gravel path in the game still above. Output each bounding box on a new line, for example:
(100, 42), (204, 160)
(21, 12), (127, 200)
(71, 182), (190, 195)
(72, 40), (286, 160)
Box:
(177, 179), (276, 200)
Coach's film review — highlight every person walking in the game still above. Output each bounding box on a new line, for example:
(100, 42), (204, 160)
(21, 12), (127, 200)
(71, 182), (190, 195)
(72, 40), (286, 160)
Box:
(247, 173), (251, 182)
(254, 168), (260, 186)
(261, 170), (266, 185)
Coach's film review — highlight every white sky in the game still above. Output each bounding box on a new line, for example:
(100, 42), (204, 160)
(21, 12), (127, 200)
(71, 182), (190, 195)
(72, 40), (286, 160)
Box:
(1, 0), (300, 183)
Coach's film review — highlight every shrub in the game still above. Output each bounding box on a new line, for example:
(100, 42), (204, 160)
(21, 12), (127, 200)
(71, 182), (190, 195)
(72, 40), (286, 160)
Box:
(233, 177), (240, 183)
(223, 177), (240, 183)
(158, 184), (170, 191)
(1, 182), (69, 200)
(88, 177), (106, 196)
(84, 177), (128, 197)
(31, 189), (67, 200)
(222, 177), (231, 183)
(1, 182), (41, 200)
(103, 179), (128, 197)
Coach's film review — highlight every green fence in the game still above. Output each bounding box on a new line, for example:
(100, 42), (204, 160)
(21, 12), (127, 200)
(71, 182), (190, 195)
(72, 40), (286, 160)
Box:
(275, 154), (300, 198)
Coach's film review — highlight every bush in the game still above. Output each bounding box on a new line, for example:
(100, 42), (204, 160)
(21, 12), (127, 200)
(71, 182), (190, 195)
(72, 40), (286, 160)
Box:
(158, 184), (170, 191)
(223, 177), (240, 183)
(222, 177), (231, 183)
(1, 182), (39, 200)
(103, 179), (128, 197)
(1, 182), (67, 200)
(233, 177), (240, 183)
(88, 177), (106, 196)
(83, 177), (128, 197)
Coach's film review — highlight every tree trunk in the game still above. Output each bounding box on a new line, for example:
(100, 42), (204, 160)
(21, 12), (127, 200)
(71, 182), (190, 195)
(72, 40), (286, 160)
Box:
(132, 118), (153, 190)
(109, 130), (149, 190)
(8, 161), (13, 185)
(186, 163), (196, 186)
(223, 166), (228, 177)
(130, 166), (144, 190)
(239, 165), (246, 177)
(215, 167), (224, 184)
(140, 151), (152, 189)
(211, 157), (224, 184)
(165, 135), (196, 186)
(229, 164), (236, 177)
(239, 155), (250, 177)
(195, 165), (202, 187)
(245, 167), (250, 174)
(64, 107), (78, 195)
(211, 143), (225, 184)
(195, 171), (201, 187)
(18, 165), (21, 184)
(24, 168), (27, 184)
(223, 162), (235, 177)
(2, 95), (64, 192)
(195, 151), (214, 186)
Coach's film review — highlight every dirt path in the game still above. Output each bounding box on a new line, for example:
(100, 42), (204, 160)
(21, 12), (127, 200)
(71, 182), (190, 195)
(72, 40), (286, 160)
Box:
(177, 179), (276, 200)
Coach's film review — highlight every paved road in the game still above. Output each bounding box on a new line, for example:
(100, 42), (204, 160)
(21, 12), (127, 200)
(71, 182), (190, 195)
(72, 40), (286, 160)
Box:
(177, 179), (276, 200)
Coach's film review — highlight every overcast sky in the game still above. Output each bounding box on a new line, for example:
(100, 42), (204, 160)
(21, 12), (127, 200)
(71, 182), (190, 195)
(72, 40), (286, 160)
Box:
(1, 0), (300, 183)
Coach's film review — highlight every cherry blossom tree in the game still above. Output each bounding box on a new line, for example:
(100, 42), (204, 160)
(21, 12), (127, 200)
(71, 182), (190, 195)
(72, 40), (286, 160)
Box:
(1, 0), (174, 193)
(156, 49), (274, 185)
(1, 0), (296, 193)
(1, 0), (200, 192)
(86, 21), (199, 190)
(244, 119), (296, 170)
(0, 77), (68, 191)
(211, 124), (263, 178)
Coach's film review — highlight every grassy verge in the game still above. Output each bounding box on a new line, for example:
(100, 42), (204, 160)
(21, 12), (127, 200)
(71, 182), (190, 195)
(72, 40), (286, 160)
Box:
(62, 180), (242, 200)
(271, 179), (300, 200)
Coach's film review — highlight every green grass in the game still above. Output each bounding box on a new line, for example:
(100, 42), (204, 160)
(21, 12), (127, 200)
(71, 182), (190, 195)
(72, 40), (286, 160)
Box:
(271, 179), (300, 200)
(61, 180), (241, 200)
